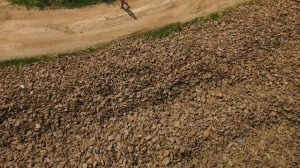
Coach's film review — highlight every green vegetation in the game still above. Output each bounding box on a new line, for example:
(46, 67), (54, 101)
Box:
(249, 0), (260, 5)
(0, 43), (110, 68)
(0, 55), (53, 68)
(10, 0), (114, 9)
(142, 23), (183, 38)
(140, 12), (223, 38)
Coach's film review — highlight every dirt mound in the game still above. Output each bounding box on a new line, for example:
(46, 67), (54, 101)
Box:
(1, 0), (300, 167)
(0, 0), (248, 60)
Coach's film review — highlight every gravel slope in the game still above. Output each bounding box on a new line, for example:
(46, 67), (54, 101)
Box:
(1, 0), (300, 167)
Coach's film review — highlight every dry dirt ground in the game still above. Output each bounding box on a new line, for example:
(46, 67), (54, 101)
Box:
(0, 0), (249, 60)
(0, 0), (300, 167)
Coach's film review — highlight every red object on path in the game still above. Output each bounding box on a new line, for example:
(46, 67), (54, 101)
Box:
(120, 0), (130, 9)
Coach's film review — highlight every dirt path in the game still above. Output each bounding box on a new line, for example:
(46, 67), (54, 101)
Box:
(0, 0), (247, 60)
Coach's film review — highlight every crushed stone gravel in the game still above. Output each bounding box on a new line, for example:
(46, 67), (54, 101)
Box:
(1, 0), (300, 167)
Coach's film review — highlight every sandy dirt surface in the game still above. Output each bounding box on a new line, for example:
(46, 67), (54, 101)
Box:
(0, 0), (248, 60)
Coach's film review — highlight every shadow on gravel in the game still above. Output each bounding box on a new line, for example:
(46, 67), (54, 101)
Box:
(122, 7), (137, 20)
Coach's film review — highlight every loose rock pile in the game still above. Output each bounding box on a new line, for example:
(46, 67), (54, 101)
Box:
(1, 0), (299, 167)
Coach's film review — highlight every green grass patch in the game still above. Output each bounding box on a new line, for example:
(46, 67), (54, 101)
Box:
(185, 12), (221, 26)
(70, 42), (111, 55)
(201, 12), (221, 22)
(142, 23), (183, 38)
(249, 0), (260, 5)
(137, 12), (223, 39)
(10, 0), (115, 9)
(0, 55), (54, 68)
(0, 43), (111, 68)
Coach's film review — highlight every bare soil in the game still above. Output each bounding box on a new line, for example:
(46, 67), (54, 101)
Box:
(0, 0), (248, 60)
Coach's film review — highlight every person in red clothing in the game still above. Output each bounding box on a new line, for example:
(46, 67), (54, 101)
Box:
(120, 0), (130, 9)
